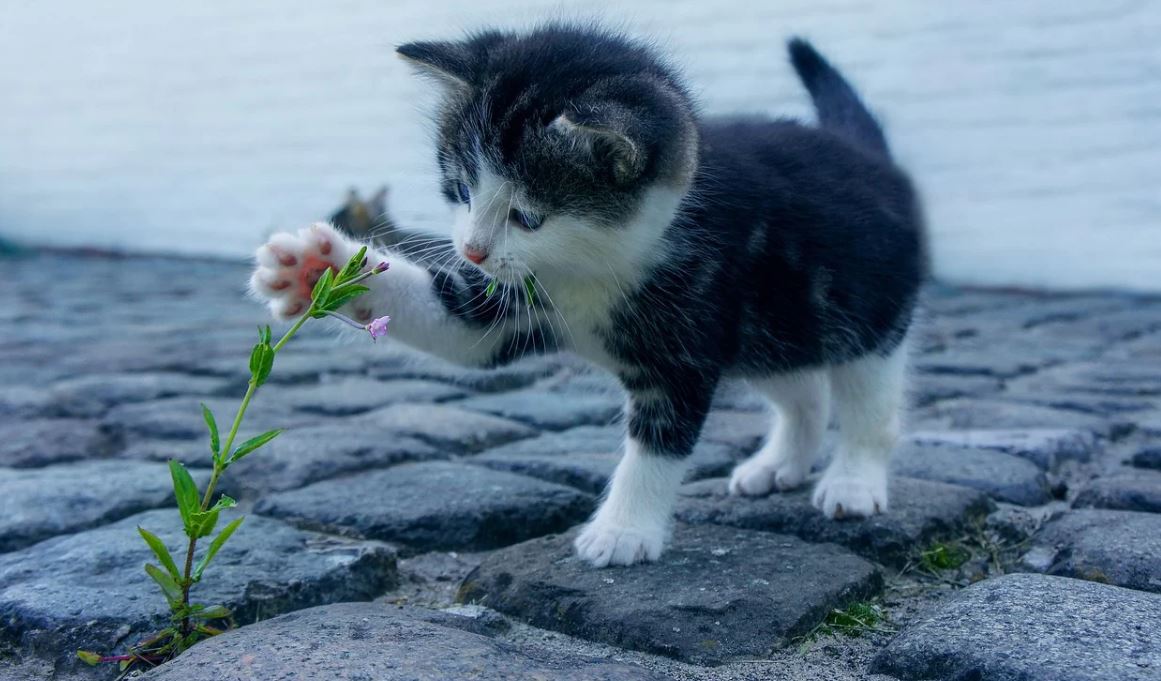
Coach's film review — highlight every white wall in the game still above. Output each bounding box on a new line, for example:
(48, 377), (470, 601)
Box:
(1, 0), (1158, 290)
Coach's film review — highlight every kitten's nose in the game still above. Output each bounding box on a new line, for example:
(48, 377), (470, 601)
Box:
(464, 246), (489, 265)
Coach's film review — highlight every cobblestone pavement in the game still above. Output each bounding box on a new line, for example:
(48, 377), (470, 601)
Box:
(2, 252), (1161, 680)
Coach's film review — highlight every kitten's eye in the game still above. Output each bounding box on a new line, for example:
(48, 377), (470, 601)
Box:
(510, 209), (544, 231)
(456, 182), (471, 206)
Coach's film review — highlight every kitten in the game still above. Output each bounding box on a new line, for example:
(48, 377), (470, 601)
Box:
(250, 25), (924, 567)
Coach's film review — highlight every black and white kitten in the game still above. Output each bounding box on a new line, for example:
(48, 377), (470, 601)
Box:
(250, 25), (924, 567)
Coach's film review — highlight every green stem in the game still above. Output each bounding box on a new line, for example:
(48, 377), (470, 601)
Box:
(179, 309), (313, 637)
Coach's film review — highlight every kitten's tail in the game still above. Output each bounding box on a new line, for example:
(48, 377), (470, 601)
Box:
(788, 38), (891, 160)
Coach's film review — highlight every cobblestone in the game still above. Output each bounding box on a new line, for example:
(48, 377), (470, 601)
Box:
(3, 252), (1161, 680)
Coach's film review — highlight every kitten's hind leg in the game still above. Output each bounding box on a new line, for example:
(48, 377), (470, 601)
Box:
(729, 370), (829, 496)
(813, 341), (909, 518)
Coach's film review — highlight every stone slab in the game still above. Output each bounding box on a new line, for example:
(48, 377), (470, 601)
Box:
(455, 389), (622, 430)
(0, 460), (201, 552)
(0, 509), (397, 668)
(351, 403), (536, 453)
(871, 573), (1161, 681)
(892, 442), (1051, 506)
(1074, 471), (1161, 513)
(909, 428), (1099, 470)
(458, 524), (882, 665)
(141, 602), (668, 681)
(0, 418), (114, 468)
(1021, 509), (1161, 593)
(676, 476), (991, 566)
(255, 461), (593, 553)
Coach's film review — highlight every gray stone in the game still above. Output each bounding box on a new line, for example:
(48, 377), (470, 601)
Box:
(255, 462), (593, 553)
(221, 425), (440, 496)
(871, 573), (1161, 681)
(102, 396), (306, 441)
(0, 509), (397, 668)
(1022, 509), (1161, 592)
(912, 372), (1004, 407)
(1074, 471), (1161, 513)
(455, 389), (622, 430)
(700, 409), (768, 455)
(141, 602), (667, 681)
(912, 398), (1132, 439)
(892, 442), (1051, 506)
(472, 427), (743, 494)
(0, 418), (114, 468)
(0, 460), (204, 552)
(368, 350), (558, 392)
(49, 372), (230, 416)
(352, 403), (536, 453)
(267, 377), (468, 417)
(675, 477), (991, 566)
(909, 428), (1098, 469)
(458, 524), (882, 665)
(1131, 447), (1161, 470)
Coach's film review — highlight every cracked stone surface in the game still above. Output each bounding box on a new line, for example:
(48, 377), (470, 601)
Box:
(3, 252), (1161, 680)
(459, 524), (883, 665)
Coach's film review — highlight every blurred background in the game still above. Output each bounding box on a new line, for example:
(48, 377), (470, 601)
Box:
(0, 0), (1157, 291)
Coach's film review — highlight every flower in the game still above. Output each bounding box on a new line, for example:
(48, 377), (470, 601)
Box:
(366, 315), (391, 340)
(372, 261), (390, 274)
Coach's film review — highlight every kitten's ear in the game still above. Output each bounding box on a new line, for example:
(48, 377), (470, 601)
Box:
(396, 40), (475, 88)
(551, 106), (647, 186)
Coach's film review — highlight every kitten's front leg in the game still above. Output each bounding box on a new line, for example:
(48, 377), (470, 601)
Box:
(575, 380), (715, 567)
(249, 222), (537, 367)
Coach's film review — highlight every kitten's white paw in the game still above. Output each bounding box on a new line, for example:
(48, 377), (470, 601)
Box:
(249, 223), (364, 321)
(727, 456), (807, 496)
(574, 518), (664, 567)
(811, 463), (889, 519)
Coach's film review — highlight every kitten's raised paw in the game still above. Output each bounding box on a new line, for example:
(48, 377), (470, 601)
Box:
(574, 518), (664, 567)
(811, 467), (888, 519)
(728, 456), (807, 496)
(249, 222), (359, 320)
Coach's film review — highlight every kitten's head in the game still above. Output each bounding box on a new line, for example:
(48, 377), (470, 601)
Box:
(398, 24), (698, 283)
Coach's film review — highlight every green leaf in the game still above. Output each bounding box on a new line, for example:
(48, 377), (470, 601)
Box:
(248, 342), (264, 376)
(484, 279), (498, 297)
(229, 429), (282, 463)
(260, 325), (272, 344)
(169, 460), (200, 534)
(201, 403), (220, 456)
(523, 275), (537, 306)
(338, 246), (369, 283)
(193, 517), (244, 582)
(310, 267), (335, 304)
(194, 509), (219, 538)
(77, 650), (102, 666)
(196, 604), (232, 620)
(145, 563), (183, 606)
(321, 285), (370, 313)
(254, 345), (275, 385)
(137, 526), (180, 582)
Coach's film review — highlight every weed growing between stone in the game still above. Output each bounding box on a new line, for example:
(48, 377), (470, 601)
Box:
(77, 246), (389, 676)
(795, 601), (896, 651)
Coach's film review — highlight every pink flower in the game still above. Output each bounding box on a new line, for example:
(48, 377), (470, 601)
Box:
(373, 261), (390, 274)
(365, 316), (391, 340)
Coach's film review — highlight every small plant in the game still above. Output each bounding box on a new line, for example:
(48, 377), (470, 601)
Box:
(919, 541), (971, 573)
(78, 245), (389, 675)
(796, 601), (894, 651)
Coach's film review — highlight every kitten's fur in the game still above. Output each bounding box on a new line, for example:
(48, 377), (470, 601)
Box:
(251, 25), (924, 567)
